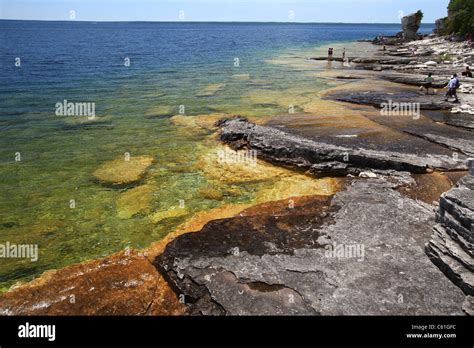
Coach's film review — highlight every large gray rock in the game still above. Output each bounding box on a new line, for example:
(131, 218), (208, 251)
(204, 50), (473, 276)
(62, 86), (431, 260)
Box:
(402, 12), (422, 41)
(426, 175), (474, 300)
(156, 178), (466, 315)
(325, 90), (453, 110)
(434, 18), (448, 35)
(379, 73), (448, 89)
(217, 118), (467, 178)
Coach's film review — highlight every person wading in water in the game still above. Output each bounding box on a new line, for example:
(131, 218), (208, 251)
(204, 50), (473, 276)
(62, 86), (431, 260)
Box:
(328, 47), (334, 61)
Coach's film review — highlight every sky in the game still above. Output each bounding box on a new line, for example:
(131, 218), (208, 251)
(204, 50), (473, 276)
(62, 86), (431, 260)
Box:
(0, 0), (450, 23)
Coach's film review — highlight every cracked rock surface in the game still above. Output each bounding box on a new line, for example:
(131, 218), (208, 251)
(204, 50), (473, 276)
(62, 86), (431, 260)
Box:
(155, 179), (465, 315)
(426, 174), (474, 314)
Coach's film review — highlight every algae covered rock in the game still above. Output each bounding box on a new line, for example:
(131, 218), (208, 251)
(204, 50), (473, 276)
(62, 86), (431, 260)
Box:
(93, 156), (154, 187)
(199, 186), (224, 201)
(196, 83), (226, 97)
(150, 207), (188, 224)
(116, 184), (155, 219)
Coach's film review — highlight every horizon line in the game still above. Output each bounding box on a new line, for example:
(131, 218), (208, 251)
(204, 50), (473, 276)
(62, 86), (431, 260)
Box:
(0, 18), (436, 25)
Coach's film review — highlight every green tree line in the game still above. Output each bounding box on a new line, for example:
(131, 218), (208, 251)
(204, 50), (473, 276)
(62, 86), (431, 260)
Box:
(446, 0), (474, 36)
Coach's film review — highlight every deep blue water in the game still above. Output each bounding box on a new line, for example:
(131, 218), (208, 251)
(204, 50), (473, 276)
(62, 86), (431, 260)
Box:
(0, 21), (434, 92)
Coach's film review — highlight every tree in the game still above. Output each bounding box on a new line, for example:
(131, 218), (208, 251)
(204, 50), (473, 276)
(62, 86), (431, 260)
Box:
(415, 10), (424, 22)
(447, 0), (474, 36)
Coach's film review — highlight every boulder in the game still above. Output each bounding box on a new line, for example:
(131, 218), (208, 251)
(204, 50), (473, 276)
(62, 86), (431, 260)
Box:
(401, 12), (422, 41)
(434, 18), (448, 35)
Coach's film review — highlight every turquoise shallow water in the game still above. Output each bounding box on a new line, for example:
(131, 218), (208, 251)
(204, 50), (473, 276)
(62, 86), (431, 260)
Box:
(0, 21), (434, 290)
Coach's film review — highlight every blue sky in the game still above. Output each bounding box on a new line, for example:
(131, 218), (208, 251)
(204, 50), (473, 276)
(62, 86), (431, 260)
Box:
(0, 0), (449, 23)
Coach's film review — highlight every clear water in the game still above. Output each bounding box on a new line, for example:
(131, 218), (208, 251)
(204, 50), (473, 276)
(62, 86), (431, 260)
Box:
(0, 21), (434, 290)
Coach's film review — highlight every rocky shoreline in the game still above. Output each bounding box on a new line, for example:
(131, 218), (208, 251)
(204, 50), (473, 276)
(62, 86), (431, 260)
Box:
(1, 32), (473, 316)
(156, 33), (474, 315)
(156, 178), (466, 315)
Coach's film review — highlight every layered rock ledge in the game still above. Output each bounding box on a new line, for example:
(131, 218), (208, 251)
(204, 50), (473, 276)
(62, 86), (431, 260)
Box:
(217, 118), (467, 177)
(155, 178), (465, 315)
(426, 174), (474, 314)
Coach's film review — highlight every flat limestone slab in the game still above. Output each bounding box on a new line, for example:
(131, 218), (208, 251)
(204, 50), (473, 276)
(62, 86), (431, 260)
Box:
(218, 118), (467, 177)
(156, 179), (465, 315)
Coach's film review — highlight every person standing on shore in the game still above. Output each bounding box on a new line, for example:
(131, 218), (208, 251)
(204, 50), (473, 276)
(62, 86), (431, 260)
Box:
(328, 47), (334, 61)
(342, 48), (346, 61)
(420, 73), (434, 95)
(444, 74), (460, 103)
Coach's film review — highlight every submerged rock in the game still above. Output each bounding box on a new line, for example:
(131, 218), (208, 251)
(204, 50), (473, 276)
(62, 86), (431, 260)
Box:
(195, 144), (342, 196)
(144, 105), (175, 118)
(170, 113), (228, 131)
(93, 156), (154, 188)
(155, 178), (465, 315)
(231, 74), (251, 81)
(116, 184), (154, 219)
(150, 207), (188, 224)
(196, 83), (226, 97)
(61, 116), (113, 130)
(198, 186), (224, 201)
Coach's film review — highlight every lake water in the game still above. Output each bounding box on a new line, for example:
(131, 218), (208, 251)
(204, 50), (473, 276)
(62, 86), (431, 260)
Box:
(0, 21), (434, 290)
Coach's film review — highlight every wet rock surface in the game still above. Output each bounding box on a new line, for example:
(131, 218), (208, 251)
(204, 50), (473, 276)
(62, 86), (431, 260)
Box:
(426, 174), (474, 301)
(325, 90), (453, 110)
(423, 110), (474, 130)
(218, 118), (467, 177)
(379, 73), (448, 88)
(361, 112), (474, 157)
(0, 249), (184, 315)
(156, 179), (465, 315)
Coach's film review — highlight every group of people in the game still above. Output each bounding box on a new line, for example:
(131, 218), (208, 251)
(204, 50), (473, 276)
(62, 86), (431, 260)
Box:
(326, 47), (472, 105)
(327, 47), (346, 61)
(420, 66), (472, 103)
